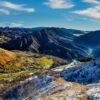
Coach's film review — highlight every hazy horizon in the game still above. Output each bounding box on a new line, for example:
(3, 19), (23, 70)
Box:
(0, 26), (100, 31)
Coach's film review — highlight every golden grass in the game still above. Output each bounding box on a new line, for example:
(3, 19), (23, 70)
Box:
(0, 48), (16, 64)
(34, 57), (53, 69)
(0, 48), (55, 81)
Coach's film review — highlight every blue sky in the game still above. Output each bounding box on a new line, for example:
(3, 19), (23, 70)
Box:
(0, 0), (100, 30)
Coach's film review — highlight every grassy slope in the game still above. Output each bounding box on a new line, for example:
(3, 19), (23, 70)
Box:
(0, 48), (16, 64)
(0, 48), (53, 80)
(0, 48), (67, 81)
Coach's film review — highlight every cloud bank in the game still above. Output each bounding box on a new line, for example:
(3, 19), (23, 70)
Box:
(73, 0), (100, 18)
(0, 1), (35, 15)
(44, 0), (74, 9)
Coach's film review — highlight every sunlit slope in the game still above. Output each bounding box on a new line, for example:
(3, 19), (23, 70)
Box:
(0, 48), (16, 64)
(0, 48), (66, 74)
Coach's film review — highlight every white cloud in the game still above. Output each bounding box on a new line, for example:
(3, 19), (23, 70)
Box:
(0, 8), (10, 15)
(73, 0), (100, 19)
(10, 23), (24, 27)
(44, 0), (74, 9)
(83, 0), (100, 5)
(0, 22), (25, 27)
(73, 6), (100, 19)
(0, 1), (35, 14)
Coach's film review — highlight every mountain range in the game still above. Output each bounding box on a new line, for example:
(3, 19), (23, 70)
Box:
(0, 27), (88, 61)
(0, 27), (100, 60)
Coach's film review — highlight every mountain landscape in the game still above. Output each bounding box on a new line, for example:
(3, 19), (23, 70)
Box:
(0, 27), (100, 100)
(0, 27), (88, 61)
(0, 0), (100, 99)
